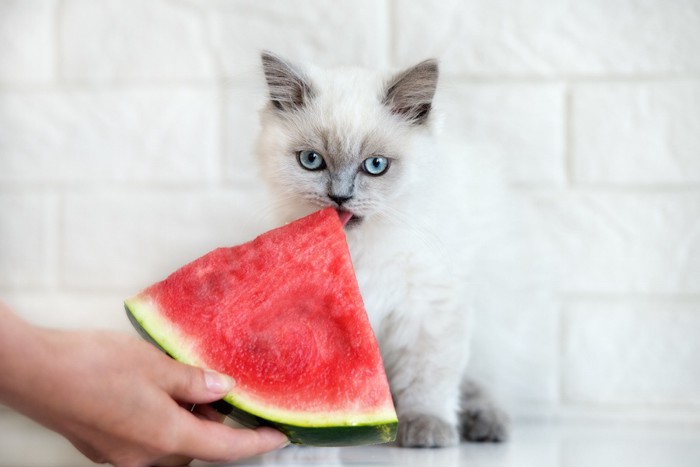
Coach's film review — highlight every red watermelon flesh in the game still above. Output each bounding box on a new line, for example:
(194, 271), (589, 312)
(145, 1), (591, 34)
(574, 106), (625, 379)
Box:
(124, 208), (397, 446)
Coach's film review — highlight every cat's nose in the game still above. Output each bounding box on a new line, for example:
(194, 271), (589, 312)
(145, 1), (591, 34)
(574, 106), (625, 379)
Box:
(329, 194), (352, 206)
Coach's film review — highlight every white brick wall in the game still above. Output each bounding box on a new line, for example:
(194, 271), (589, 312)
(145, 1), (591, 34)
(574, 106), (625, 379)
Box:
(572, 81), (700, 185)
(1, 0), (699, 425)
(524, 192), (700, 294)
(59, 0), (217, 82)
(394, 0), (700, 75)
(438, 81), (566, 184)
(62, 190), (270, 290)
(564, 300), (700, 406)
(0, 88), (220, 183)
(0, 0), (55, 84)
(0, 193), (53, 287)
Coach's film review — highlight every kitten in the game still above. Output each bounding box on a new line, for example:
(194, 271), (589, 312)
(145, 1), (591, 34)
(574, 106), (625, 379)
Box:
(255, 51), (509, 447)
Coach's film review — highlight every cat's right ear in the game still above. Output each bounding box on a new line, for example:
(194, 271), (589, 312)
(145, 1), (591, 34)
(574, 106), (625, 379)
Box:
(261, 51), (315, 112)
(383, 59), (439, 125)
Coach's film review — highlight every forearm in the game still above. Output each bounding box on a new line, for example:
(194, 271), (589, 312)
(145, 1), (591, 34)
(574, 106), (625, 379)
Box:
(0, 302), (52, 412)
(0, 301), (288, 464)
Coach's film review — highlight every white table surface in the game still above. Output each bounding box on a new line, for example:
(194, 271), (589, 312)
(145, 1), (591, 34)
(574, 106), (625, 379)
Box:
(1, 410), (699, 467)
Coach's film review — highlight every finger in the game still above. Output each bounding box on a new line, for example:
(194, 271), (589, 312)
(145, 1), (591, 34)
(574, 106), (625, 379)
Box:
(152, 405), (227, 466)
(160, 361), (234, 404)
(191, 404), (227, 423)
(176, 416), (289, 462)
(153, 454), (192, 467)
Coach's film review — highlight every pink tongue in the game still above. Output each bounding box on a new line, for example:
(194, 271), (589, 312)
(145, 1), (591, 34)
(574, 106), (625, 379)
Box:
(337, 210), (353, 227)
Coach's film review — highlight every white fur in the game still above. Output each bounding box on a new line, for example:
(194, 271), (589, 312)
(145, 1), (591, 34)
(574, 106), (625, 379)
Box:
(256, 59), (506, 444)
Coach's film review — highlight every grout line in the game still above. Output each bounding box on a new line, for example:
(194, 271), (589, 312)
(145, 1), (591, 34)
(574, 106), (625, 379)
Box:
(44, 189), (60, 292)
(564, 83), (575, 187)
(556, 401), (700, 417)
(54, 188), (66, 291)
(4, 180), (697, 200)
(3, 74), (697, 93)
(565, 183), (700, 192)
(0, 288), (131, 299)
(436, 73), (700, 84)
(1, 74), (696, 91)
(0, 180), (261, 193)
(386, 0), (396, 67)
(53, 0), (64, 83)
(195, 0), (227, 189)
(214, 81), (227, 188)
(562, 292), (700, 304)
(557, 297), (569, 406)
(0, 80), (219, 94)
(517, 403), (700, 424)
(509, 183), (700, 194)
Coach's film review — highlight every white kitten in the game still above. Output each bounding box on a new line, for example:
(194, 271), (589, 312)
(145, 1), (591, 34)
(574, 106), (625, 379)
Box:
(255, 51), (508, 447)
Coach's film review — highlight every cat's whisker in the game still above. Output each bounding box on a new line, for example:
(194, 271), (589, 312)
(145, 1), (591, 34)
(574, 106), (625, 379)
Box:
(377, 207), (448, 259)
(260, 189), (333, 223)
(257, 194), (298, 222)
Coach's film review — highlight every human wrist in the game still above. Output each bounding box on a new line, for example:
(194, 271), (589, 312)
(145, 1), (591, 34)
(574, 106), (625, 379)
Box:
(0, 309), (51, 408)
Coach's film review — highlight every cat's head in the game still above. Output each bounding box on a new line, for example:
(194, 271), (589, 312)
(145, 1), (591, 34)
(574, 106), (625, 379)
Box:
(256, 51), (439, 227)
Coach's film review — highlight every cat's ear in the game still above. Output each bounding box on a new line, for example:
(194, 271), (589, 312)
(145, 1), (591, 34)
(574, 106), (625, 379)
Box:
(261, 51), (315, 112)
(383, 59), (439, 125)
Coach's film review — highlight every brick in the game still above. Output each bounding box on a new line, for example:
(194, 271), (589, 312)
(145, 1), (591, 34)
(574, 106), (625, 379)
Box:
(224, 83), (268, 184)
(521, 191), (700, 294)
(466, 202), (562, 409)
(469, 285), (560, 408)
(59, 0), (215, 82)
(573, 81), (700, 185)
(3, 292), (132, 332)
(439, 81), (566, 184)
(0, 194), (52, 287)
(394, 0), (700, 76)
(0, 0), (54, 83)
(203, 0), (389, 77)
(62, 190), (272, 290)
(0, 88), (218, 183)
(563, 300), (700, 405)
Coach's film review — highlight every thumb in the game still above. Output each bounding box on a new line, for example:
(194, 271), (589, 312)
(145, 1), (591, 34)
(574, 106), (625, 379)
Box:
(163, 362), (234, 404)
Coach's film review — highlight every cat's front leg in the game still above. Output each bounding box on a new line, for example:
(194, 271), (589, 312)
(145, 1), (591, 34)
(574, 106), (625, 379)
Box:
(380, 310), (469, 448)
(397, 412), (459, 448)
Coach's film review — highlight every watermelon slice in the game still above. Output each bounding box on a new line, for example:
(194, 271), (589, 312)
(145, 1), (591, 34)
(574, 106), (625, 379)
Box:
(124, 208), (397, 446)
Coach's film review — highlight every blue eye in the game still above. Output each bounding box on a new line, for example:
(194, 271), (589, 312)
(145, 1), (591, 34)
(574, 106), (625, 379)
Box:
(362, 156), (389, 176)
(297, 150), (326, 171)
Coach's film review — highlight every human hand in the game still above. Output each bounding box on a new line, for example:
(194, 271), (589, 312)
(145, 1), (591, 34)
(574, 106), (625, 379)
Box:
(0, 309), (288, 466)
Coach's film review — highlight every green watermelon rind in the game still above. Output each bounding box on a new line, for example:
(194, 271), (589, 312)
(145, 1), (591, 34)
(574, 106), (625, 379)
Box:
(209, 399), (397, 447)
(124, 297), (398, 447)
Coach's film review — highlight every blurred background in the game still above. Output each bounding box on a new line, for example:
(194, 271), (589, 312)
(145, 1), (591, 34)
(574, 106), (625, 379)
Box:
(1, 0), (699, 460)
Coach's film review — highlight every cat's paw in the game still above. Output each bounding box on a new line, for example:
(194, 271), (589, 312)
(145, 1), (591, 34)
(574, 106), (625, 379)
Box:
(396, 413), (459, 448)
(460, 403), (509, 443)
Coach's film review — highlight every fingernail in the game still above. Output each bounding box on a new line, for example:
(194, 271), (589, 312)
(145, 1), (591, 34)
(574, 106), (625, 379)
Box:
(204, 370), (233, 393)
(278, 439), (291, 449)
(276, 434), (291, 449)
(260, 427), (290, 449)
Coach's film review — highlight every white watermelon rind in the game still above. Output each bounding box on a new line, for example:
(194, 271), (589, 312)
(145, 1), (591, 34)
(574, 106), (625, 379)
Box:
(124, 295), (398, 445)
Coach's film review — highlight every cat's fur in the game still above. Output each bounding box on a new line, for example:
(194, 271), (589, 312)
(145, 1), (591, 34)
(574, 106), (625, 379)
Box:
(255, 51), (509, 447)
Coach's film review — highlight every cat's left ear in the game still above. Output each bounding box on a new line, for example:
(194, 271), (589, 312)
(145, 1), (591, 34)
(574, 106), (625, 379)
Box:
(383, 59), (439, 125)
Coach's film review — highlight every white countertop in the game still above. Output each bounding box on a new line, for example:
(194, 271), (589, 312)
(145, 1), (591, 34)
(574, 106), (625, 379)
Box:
(2, 410), (699, 466)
